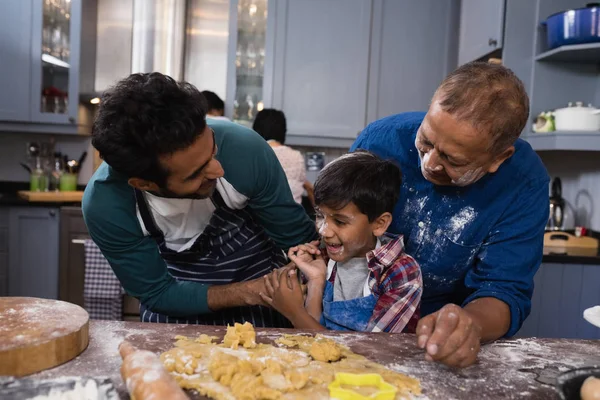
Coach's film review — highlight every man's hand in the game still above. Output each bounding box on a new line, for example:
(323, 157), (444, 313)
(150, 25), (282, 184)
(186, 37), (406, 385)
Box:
(207, 262), (297, 310)
(288, 241), (327, 283)
(416, 304), (482, 368)
(260, 268), (305, 318)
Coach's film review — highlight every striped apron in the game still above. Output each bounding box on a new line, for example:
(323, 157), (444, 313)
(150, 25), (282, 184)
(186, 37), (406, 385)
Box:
(135, 189), (291, 327)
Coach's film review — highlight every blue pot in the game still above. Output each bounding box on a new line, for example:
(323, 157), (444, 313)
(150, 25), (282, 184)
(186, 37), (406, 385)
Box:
(544, 3), (600, 49)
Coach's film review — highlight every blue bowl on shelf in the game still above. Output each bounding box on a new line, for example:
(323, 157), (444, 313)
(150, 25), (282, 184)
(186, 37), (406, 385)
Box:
(543, 3), (600, 50)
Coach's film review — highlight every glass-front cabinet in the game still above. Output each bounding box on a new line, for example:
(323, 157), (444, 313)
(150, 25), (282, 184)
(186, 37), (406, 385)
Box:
(226, 0), (270, 127)
(30, 0), (81, 125)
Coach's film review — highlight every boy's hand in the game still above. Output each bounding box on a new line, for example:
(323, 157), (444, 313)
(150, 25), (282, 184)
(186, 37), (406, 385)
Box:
(288, 241), (327, 282)
(288, 241), (321, 263)
(260, 269), (305, 318)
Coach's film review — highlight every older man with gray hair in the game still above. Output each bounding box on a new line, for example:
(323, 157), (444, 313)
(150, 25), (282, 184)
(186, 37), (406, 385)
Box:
(352, 62), (549, 367)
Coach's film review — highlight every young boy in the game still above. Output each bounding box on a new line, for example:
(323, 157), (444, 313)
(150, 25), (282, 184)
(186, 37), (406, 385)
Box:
(260, 151), (422, 333)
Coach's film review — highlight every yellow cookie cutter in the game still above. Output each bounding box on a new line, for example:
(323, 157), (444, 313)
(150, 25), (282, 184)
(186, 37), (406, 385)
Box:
(328, 373), (398, 400)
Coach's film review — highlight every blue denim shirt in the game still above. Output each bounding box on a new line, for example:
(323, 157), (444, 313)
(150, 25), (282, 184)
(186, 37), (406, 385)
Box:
(351, 112), (549, 336)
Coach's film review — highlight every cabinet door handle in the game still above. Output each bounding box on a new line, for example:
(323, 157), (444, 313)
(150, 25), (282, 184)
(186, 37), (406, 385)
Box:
(71, 239), (86, 244)
(49, 210), (56, 217)
(488, 38), (498, 47)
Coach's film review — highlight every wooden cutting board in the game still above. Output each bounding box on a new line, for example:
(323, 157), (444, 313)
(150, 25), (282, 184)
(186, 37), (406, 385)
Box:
(17, 191), (84, 203)
(0, 297), (89, 377)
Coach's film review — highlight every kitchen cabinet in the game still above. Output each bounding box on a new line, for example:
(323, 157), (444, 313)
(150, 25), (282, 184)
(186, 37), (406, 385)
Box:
(517, 262), (600, 340)
(30, 0), (82, 125)
(366, 0), (460, 123)
(0, 0), (82, 132)
(8, 207), (60, 299)
(268, 0), (372, 144)
(220, 0), (460, 147)
(458, 0), (505, 65)
(0, 209), (9, 296)
(0, 1), (33, 122)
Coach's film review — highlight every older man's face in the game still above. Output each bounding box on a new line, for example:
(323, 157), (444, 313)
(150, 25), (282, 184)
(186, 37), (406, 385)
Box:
(415, 100), (514, 187)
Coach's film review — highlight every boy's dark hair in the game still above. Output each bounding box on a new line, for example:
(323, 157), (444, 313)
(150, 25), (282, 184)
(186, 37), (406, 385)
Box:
(92, 72), (207, 186)
(252, 109), (287, 144)
(435, 61), (529, 154)
(201, 90), (225, 113)
(314, 151), (402, 222)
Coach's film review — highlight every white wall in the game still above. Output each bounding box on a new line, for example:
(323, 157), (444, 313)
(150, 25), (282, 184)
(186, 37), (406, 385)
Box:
(0, 132), (94, 185)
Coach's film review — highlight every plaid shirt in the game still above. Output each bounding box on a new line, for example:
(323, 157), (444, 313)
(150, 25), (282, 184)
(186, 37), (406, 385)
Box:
(328, 235), (422, 333)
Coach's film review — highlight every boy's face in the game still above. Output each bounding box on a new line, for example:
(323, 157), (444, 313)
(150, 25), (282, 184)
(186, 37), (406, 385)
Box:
(316, 202), (390, 263)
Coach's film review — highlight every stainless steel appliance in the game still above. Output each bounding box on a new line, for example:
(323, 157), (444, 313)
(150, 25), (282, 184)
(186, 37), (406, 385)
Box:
(547, 177), (565, 231)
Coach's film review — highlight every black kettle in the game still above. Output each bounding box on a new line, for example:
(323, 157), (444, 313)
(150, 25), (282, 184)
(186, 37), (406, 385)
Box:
(547, 177), (565, 231)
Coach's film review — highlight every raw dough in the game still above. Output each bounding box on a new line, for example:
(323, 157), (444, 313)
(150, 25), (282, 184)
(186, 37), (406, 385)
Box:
(581, 376), (600, 400)
(223, 322), (257, 349)
(160, 324), (421, 400)
(308, 339), (342, 362)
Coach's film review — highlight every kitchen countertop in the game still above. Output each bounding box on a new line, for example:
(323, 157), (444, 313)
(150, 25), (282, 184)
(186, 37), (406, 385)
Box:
(0, 191), (82, 207)
(0, 181), (83, 207)
(543, 252), (600, 264)
(543, 230), (600, 264)
(29, 321), (600, 399)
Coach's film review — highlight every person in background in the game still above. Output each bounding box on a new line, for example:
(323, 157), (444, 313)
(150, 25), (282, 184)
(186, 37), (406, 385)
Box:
(352, 62), (549, 367)
(253, 109), (315, 207)
(261, 151), (422, 333)
(201, 90), (229, 121)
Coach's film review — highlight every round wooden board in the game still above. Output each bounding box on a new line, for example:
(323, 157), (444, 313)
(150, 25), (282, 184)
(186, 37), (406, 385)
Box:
(0, 297), (89, 377)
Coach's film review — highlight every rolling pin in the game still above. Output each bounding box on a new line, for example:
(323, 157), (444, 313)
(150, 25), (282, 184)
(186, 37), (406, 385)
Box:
(119, 341), (188, 400)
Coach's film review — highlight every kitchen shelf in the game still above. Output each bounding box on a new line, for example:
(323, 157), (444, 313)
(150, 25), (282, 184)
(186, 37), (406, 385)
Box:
(524, 131), (600, 151)
(535, 43), (600, 63)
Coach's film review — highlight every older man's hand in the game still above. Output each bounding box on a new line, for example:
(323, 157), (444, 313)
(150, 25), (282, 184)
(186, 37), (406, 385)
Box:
(416, 304), (482, 368)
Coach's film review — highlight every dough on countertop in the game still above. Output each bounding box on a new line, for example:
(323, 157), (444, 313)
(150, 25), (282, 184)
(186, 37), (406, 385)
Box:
(160, 324), (421, 400)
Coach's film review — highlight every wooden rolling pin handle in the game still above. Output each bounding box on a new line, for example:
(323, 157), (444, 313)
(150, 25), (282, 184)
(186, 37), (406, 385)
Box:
(119, 340), (188, 400)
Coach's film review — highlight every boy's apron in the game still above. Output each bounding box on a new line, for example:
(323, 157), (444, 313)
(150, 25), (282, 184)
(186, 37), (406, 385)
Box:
(319, 281), (377, 331)
(135, 189), (290, 327)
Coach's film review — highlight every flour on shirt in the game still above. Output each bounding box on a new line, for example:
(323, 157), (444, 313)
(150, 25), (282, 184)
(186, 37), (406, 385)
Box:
(403, 195), (428, 215)
(447, 206), (477, 243)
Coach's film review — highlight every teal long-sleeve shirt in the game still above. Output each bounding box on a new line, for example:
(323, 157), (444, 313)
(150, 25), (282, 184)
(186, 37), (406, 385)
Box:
(82, 119), (317, 317)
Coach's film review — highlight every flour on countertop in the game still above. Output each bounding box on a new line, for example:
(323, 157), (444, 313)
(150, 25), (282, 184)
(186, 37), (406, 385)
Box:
(386, 337), (600, 400)
(3, 377), (118, 400)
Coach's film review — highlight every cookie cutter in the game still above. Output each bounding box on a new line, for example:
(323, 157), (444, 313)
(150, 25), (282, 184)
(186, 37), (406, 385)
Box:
(328, 372), (398, 400)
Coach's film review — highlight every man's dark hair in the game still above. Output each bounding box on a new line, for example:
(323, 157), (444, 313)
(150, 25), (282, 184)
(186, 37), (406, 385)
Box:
(252, 109), (287, 144)
(435, 61), (529, 153)
(201, 90), (225, 113)
(92, 72), (207, 186)
(314, 151), (402, 222)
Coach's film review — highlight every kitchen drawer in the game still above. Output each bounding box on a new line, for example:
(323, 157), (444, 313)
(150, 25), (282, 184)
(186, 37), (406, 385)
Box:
(123, 295), (140, 315)
(0, 227), (7, 252)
